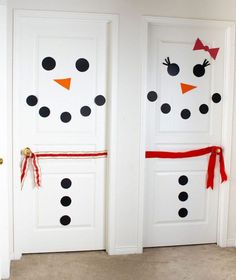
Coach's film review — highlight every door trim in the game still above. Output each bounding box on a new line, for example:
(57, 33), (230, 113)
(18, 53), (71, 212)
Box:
(139, 16), (235, 248)
(0, 2), (10, 278)
(12, 9), (118, 256)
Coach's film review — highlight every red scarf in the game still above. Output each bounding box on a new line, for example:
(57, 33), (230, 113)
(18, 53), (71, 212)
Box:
(21, 150), (107, 188)
(146, 146), (227, 189)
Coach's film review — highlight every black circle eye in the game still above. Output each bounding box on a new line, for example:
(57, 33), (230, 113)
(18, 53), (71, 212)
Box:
(193, 64), (205, 77)
(167, 63), (180, 76)
(75, 58), (89, 72)
(42, 57), (56, 71)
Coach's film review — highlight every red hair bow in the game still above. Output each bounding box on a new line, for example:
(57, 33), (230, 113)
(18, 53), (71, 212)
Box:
(193, 38), (220, 60)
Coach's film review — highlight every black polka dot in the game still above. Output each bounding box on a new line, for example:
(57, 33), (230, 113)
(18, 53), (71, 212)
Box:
(60, 196), (72, 207)
(60, 112), (71, 123)
(199, 104), (209, 114)
(147, 91), (158, 102)
(178, 208), (188, 218)
(61, 178), (72, 189)
(181, 109), (191, 119)
(75, 58), (89, 72)
(26, 95), (38, 106)
(167, 63), (180, 76)
(95, 95), (106, 106)
(178, 192), (188, 202)
(42, 57), (56, 71)
(80, 106), (91, 117)
(161, 103), (171, 114)
(39, 106), (50, 118)
(193, 64), (205, 77)
(178, 175), (188, 186)
(212, 93), (221, 103)
(60, 215), (71, 226)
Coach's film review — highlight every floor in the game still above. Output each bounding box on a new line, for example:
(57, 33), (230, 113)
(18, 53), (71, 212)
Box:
(9, 244), (236, 280)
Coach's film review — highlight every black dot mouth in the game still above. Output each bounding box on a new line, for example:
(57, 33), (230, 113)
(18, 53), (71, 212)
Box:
(146, 90), (222, 124)
(80, 106), (91, 117)
(25, 94), (107, 123)
(180, 109), (191, 120)
(212, 93), (221, 103)
(199, 104), (209, 114)
(160, 103), (171, 114)
(60, 112), (72, 123)
(39, 106), (50, 118)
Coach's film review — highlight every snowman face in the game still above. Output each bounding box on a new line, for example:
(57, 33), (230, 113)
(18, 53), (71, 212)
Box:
(25, 38), (106, 132)
(147, 42), (222, 132)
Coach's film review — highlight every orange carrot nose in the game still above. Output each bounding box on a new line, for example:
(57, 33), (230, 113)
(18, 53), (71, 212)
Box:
(180, 83), (197, 94)
(54, 78), (71, 90)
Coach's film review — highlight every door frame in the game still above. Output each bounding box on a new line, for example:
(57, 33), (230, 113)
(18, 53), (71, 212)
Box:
(0, 1), (10, 278)
(12, 9), (118, 257)
(138, 16), (235, 248)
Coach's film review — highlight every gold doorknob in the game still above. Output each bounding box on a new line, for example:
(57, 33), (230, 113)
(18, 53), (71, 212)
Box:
(22, 147), (32, 157)
(0, 158), (3, 165)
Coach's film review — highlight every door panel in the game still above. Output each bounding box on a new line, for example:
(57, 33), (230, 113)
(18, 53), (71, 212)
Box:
(144, 19), (229, 247)
(13, 12), (111, 253)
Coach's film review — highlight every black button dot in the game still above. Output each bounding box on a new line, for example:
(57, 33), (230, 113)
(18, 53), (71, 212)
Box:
(212, 93), (221, 103)
(167, 63), (180, 76)
(60, 215), (71, 226)
(181, 109), (191, 119)
(75, 58), (89, 72)
(26, 95), (38, 106)
(39, 106), (50, 118)
(178, 175), (188, 186)
(60, 196), (72, 207)
(94, 95), (106, 106)
(178, 208), (188, 218)
(199, 104), (209, 114)
(161, 103), (171, 114)
(193, 64), (205, 77)
(147, 91), (158, 102)
(60, 112), (71, 123)
(61, 178), (72, 189)
(42, 57), (56, 71)
(80, 106), (91, 117)
(178, 192), (188, 202)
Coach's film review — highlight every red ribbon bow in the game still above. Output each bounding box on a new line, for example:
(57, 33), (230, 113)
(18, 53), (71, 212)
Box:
(193, 38), (220, 60)
(145, 146), (227, 189)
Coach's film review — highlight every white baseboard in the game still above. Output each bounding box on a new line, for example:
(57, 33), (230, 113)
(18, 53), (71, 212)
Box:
(226, 239), (236, 247)
(1, 260), (10, 279)
(108, 246), (143, 255)
(10, 251), (22, 261)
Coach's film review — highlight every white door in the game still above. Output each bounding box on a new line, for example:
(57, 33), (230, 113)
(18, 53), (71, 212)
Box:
(13, 11), (114, 254)
(143, 19), (233, 247)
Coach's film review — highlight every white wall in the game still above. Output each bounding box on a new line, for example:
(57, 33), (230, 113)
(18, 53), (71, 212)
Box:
(6, 0), (236, 260)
